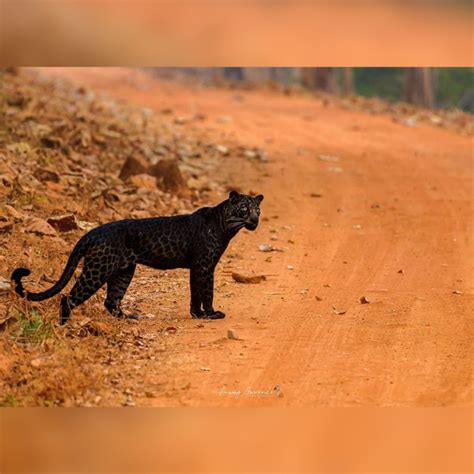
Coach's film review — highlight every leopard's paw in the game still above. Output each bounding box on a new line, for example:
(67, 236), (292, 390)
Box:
(203, 311), (225, 320)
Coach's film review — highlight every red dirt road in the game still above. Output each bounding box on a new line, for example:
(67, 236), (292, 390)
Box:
(34, 69), (474, 406)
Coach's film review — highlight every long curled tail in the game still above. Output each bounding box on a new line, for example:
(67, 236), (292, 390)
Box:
(11, 240), (86, 302)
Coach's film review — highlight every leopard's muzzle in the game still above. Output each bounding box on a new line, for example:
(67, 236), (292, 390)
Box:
(244, 216), (259, 231)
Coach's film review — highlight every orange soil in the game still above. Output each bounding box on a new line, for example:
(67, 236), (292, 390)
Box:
(21, 68), (474, 405)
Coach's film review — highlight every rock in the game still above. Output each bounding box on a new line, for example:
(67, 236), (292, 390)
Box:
(318, 154), (340, 162)
(402, 116), (418, 127)
(258, 243), (283, 252)
(47, 214), (79, 232)
(149, 159), (189, 195)
(256, 149), (268, 162)
(23, 217), (57, 236)
(452, 290), (463, 295)
(30, 358), (43, 368)
(231, 272), (266, 284)
(227, 329), (241, 340)
(216, 116), (232, 124)
(128, 173), (157, 191)
(287, 265), (294, 270)
(118, 156), (148, 181)
(243, 149), (257, 159)
(243, 148), (268, 162)
(360, 296), (370, 304)
(216, 145), (229, 156)
(332, 306), (346, 315)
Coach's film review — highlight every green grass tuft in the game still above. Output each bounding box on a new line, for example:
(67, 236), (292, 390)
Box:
(16, 308), (54, 344)
(0, 393), (20, 407)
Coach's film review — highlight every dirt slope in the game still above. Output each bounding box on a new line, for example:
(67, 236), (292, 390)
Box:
(4, 68), (473, 406)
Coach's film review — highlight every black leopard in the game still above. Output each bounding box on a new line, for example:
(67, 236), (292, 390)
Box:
(11, 191), (264, 324)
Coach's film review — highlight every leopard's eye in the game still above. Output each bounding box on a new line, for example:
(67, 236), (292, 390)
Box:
(239, 206), (249, 216)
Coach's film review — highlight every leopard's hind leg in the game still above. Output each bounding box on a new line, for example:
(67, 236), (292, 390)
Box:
(104, 264), (138, 319)
(60, 263), (113, 325)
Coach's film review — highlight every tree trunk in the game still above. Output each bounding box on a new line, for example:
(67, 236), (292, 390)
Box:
(301, 68), (337, 93)
(403, 68), (434, 108)
(223, 67), (244, 81)
(342, 68), (354, 95)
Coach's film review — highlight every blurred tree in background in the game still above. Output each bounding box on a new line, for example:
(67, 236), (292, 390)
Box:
(151, 68), (474, 112)
(354, 68), (473, 112)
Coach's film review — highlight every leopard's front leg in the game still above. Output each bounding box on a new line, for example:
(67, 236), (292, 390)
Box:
(190, 265), (225, 320)
(190, 268), (204, 318)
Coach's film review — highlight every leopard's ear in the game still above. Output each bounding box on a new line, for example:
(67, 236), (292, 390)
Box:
(229, 190), (240, 200)
(255, 194), (264, 204)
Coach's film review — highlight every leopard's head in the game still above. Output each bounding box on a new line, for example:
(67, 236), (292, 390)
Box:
(225, 191), (264, 232)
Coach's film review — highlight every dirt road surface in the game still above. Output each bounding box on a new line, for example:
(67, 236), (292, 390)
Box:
(10, 69), (474, 406)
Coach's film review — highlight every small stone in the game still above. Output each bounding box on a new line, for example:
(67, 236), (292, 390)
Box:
(216, 145), (229, 155)
(216, 116), (232, 124)
(30, 358), (42, 368)
(318, 154), (340, 162)
(227, 329), (240, 340)
(452, 290), (463, 295)
(128, 173), (157, 191)
(232, 272), (266, 284)
(360, 296), (370, 304)
(243, 149), (257, 159)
